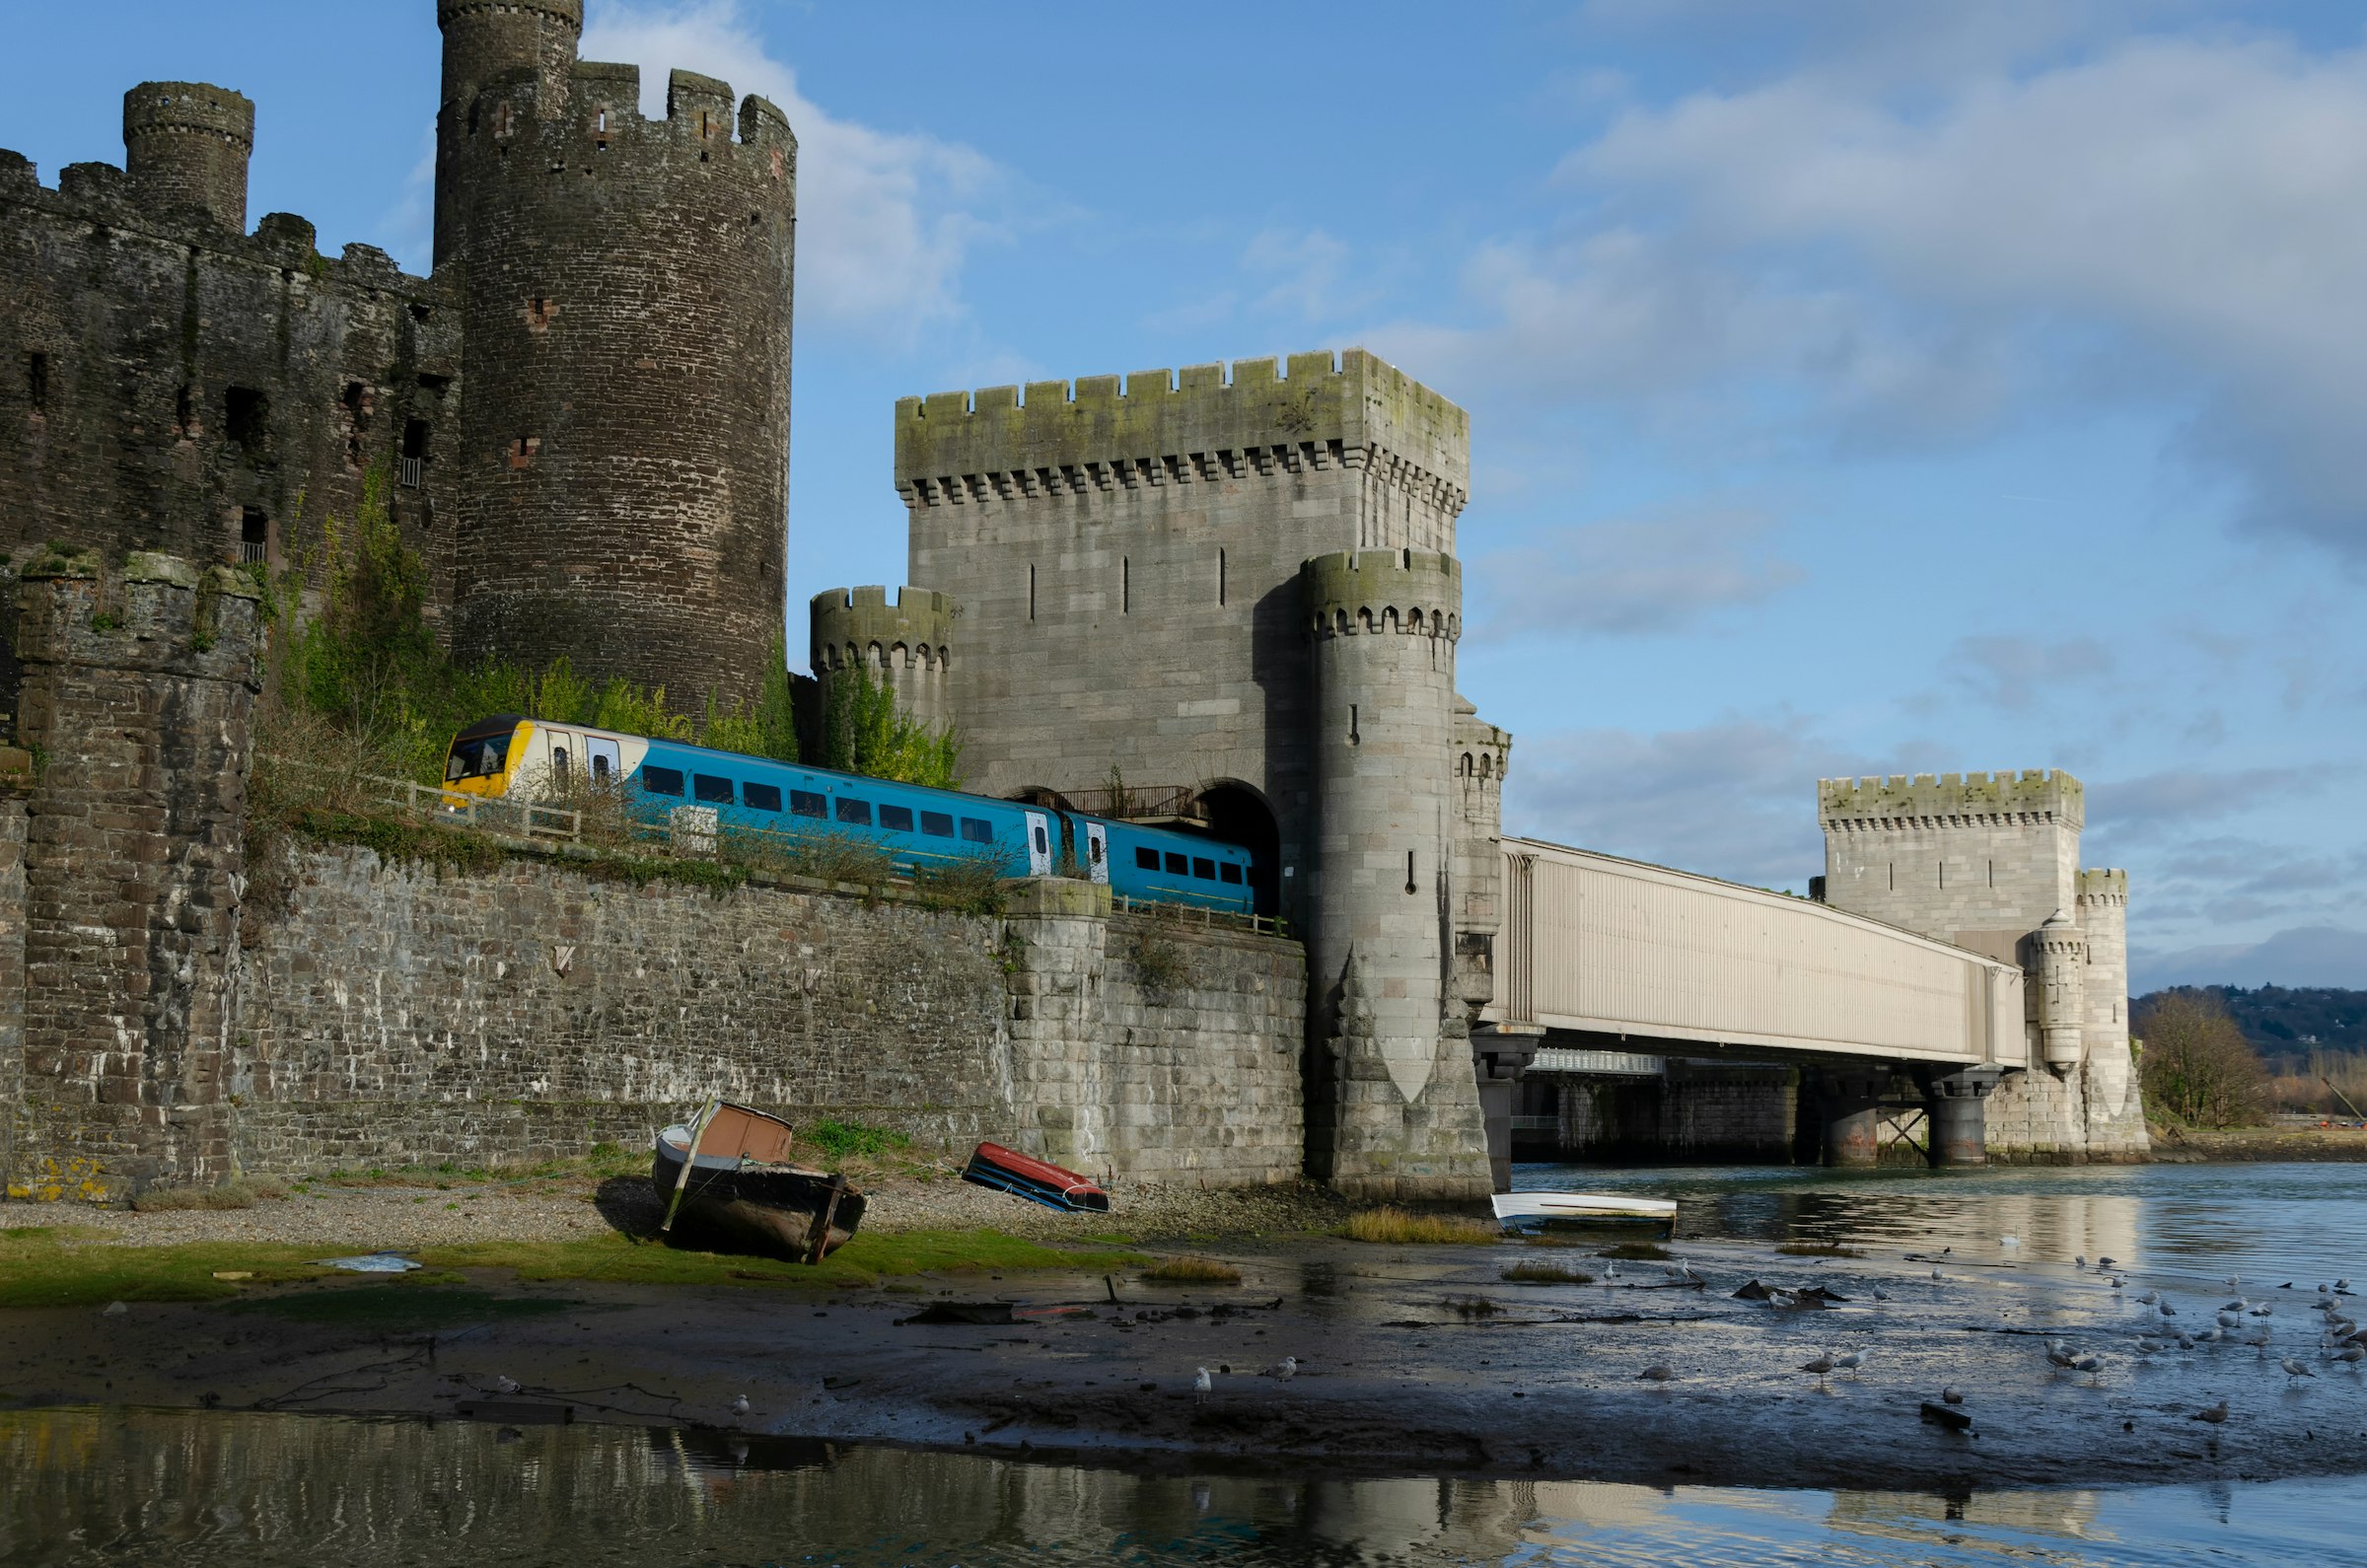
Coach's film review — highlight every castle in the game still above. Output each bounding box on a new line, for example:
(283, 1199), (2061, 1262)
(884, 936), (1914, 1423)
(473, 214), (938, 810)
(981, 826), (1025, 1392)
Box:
(0, 2), (2140, 1202)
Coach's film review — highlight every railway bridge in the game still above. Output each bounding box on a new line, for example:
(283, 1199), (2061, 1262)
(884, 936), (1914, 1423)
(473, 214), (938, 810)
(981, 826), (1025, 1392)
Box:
(1471, 772), (2149, 1176)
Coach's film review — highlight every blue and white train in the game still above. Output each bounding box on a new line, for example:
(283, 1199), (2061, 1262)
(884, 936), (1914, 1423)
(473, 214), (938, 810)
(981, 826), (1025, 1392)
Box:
(441, 714), (1255, 914)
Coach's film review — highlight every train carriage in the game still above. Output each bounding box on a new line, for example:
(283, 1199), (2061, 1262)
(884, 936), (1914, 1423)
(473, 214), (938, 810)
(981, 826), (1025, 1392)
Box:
(441, 715), (1256, 915)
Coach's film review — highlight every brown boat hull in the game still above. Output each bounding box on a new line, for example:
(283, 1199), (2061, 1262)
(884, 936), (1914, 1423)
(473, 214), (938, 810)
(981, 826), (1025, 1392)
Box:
(651, 1137), (865, 1263)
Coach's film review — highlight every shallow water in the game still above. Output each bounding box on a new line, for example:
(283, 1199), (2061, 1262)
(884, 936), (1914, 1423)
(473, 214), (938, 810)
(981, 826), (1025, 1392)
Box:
(2, 1406), (2362, 1567)
(1513, 1159), (2367, 1289)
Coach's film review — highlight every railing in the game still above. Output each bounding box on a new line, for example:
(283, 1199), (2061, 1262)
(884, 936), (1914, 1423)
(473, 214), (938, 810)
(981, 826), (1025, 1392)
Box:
(1112, 891), (1289, 939)
(1064, 783), (1209, 823)
(398, 455), (424, 489)
(240, 537), (268, 564)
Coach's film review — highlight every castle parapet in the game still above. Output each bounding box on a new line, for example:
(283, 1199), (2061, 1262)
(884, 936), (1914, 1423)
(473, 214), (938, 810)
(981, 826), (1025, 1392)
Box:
(1301, 548), (1461, 640)
(121, 81), (252, 232)
(895, 349), (1469, 510)
(15, 546), (265, 688)
(2076, 867), (2127, 905)
(1818, 769), (2085, 831)
(810, 586), (958, 674)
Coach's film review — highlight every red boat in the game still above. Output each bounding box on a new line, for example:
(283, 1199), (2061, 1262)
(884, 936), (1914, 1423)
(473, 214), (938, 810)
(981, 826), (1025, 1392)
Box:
(960, 1142), (1112, 1213)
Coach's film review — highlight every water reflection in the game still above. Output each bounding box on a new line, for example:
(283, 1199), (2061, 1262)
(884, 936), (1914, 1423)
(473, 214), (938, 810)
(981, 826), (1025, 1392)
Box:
(2, 1408), (2360, 1567)
(1515, 1160), (2367, 1286)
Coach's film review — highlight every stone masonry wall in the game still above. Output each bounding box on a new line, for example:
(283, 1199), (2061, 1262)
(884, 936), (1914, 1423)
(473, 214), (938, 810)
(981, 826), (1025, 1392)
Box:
(229, 843), (1304, 1185)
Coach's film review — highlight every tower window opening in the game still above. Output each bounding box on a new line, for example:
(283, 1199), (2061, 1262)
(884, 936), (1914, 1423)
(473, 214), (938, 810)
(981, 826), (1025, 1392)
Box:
(1219, 547), (1227, 605)
(1888, 862), (1895, 891)
(1122, 556), (1130, 613)
(596, 108), (608, 132)
(1028, 564), (1036, 621)
(240, 506), (268, 564)
(400, 419), (430, 487)
(26, 352), (48, 412)
(1405, 850), (1417, 894)
(1349, 704), (1360, 746)
(224, 386), (267, 448)
(1987, 859), (1994, 888)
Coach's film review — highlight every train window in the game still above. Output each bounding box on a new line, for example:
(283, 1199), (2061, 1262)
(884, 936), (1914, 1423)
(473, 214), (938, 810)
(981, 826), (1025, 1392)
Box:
(1164, 852), (1188, 875)
(641, 765), (683, 796)
(789, 790), (825, 819)
(743, 782), (782, 812)
(693, 774), (733, 805)
(551, 747), (570, 782)
(1220, 862), (1244, 885)
(1035, 824), (1049, 854)
(1135, 846), (1159, 871)
(448, 734), (512, 781)
(836, 798), (874, 826)
(960, 818), (994, 844)
(1192, 857), (1216, 881)
(592, 753), (611, 782)
(919, 811), (955, 837)
(880, 804), (914, 831)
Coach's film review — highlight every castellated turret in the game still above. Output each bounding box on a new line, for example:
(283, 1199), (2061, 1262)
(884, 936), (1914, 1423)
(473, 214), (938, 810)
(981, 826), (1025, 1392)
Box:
(810, 587), (957, 734)
(1300, 549), (1488, 1199)
(435, 3), (796, 710)
(121, 82), (253, 233)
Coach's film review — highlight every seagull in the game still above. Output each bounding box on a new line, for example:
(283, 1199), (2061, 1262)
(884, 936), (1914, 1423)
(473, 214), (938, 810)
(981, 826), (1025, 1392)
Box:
(492, 1376), (521, 1395)
(1835, 1350), (1866, 1378)
(1637, 1363), (1675, 1382)
(2338, 1279), (2352, 1293)
(1193, 1367), (1212, 1404)
(1801, 1354), (1836, 1389)
(1606, 1261), (1620, 1279)
(2136, 1291), (2159, 1306)
(2001, 1235), (2021, 1247)
(2192, 1400), (2229, 1424)
(2217, 1311), (2244, 1330)
(1942, 1386), (1965, 1405)
(730, 1393), (750, 1417)
(1872, 1285), (1892, 1302)
(2221, 1298), (2246, 1313)
(2045, 1340), (2081, 1374)
(2194, 1327), (2221, 1344)
(2098, 1256), (2116, 1271)
(2282, 1358), (2318, 1385)
(2251, 1305), (2274, 1318)
(1931, 1268), (1944, 1281)
(2075, 1255), (2088, 1270)
(2334, 1345), (2365, 1366)
(2112, 1276), (2127, 1290)
(1261, 1357), (1298, 1381)
(2177, 1331), (2196, 1350)
(2076, 1353), (2106, 1385)
(2159, 1300), (2178, 1319)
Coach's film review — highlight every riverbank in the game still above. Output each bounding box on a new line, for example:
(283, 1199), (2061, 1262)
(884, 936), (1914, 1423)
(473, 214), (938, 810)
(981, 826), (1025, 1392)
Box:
(6, 1184), (2364, 1492)
(2146, 1124), (2367, 1162)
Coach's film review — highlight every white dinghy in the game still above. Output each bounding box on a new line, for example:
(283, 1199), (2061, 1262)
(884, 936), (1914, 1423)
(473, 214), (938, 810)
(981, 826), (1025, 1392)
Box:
(1492, 1191), (1678, 1232)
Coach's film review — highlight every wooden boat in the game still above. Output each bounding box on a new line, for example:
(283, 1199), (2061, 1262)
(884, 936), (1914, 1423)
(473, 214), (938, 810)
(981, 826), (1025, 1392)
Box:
(959, 1142), (1112, 1214)
(1491, 1190), (1678, 1232)
(650, 1102), (865, 1263)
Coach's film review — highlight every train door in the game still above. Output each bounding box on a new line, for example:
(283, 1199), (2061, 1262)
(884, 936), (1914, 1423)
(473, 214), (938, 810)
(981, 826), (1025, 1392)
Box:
(1084, 821), (1111, 886)
(1024, 810), (1053, 878)
(544, 729), (575, 789)
(586, 736), (620, 786)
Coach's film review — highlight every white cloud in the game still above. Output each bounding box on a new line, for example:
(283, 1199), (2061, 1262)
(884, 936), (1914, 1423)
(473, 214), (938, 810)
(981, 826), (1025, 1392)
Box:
(1946, 635), (2116, 710)
(1470, 503), (1801, 639)
(2132, 924), (2367, 991)
(581, 0), (1018, 345)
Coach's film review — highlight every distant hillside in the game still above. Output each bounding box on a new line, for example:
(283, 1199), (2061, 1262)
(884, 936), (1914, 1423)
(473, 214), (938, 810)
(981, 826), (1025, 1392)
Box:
(2135, 984), (2367, 1055)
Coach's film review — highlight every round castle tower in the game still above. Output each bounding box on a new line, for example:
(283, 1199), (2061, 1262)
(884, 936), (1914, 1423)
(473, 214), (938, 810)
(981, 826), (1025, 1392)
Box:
(121, 82), (253, 233)
(810, 586), (957, 734)
(2034, 908), (2088, 1071)
(1300, 547), (1488, 1199)
(434, 2), (796, 710)
(2077, 867), (2135, 1117)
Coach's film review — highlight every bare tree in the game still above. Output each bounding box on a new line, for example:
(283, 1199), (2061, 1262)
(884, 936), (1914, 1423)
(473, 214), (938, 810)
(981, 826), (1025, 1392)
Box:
(2137, 990), (2268, 1127)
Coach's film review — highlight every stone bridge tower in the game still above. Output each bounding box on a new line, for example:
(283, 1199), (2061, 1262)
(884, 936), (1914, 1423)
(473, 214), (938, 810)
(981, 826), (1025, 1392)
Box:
(434, 0), (795, 709)
(888, 349), (1502, 1197)
(1817, 770), (2146, 1161)
(810, 586), (957, 736)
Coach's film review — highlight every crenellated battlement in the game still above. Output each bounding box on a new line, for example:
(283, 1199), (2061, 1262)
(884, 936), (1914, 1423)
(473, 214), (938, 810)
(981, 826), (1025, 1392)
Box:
(2077, 867), (2128, 905)
(1454, 700), (1512, 789)
(1301, 548), (1461, 640)
(16, 547), (266, 688)
(1818, 769), (2085, 831)
(894, 349), (1468, 514)
(811, 586), (958, 673)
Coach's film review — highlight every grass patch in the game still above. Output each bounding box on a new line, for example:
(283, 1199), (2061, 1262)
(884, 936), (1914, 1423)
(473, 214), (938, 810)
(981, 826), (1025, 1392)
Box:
(1141, 1255), (1243, 1285)
(1776, 1242), (1864, 1258)
(1500, 1260), (1594, 1285)
(1444, 1294), (1502, 1318)
(1599, 1242), (1671, 1261)
(1341, 1207), (1501, 1246)
(417, 1228), (1147, 1290)
(804, 1119), (910, 1162)
(0, 1233), (359, 1309)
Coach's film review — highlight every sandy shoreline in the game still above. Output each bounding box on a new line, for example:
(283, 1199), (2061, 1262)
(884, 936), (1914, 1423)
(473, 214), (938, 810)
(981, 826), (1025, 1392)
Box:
(6, 1188), (2362, 1491)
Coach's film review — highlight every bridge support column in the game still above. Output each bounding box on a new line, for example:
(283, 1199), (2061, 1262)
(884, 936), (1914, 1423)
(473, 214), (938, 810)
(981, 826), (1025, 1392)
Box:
(1471, 1024), (1543, 1193)
(1921, 1067), (2003, 1168)
(1816, 1071), (1888, 1168)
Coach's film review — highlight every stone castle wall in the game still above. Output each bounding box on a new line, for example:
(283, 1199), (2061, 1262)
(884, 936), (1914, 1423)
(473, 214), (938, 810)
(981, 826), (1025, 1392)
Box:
(228, 847), (1303, 1183)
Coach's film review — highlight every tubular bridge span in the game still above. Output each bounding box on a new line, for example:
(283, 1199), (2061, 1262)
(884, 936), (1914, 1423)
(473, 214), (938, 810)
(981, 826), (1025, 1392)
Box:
(1480, 836), (2028, 1072)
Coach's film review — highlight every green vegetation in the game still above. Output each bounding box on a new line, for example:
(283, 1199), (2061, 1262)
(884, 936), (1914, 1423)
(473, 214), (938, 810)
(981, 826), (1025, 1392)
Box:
(1141, 1255), (1243, 1285)
(226, 1282), (573, 1331)
(129, 1176), (291, 1213)
(1776, 1242), (1864, 1258)
(2138, 990), (2268, 1127)
(1500, 1259), (1593, 1284)
(817, 661), (961, 788)
(1598, 1242), (1671, 1260)
(0, 1225), (1147, 1310)
(1341, 1207), (1500, 1246)
(2141, 983), (2367, 1055)
(1443, 1294), (1502, 1318)
(803, 1119), (910, 1161)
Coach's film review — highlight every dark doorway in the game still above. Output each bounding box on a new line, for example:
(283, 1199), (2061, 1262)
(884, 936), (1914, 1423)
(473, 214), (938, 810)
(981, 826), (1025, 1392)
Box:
(1195, 781), (1280, 917)
(240, 507), (269, 564)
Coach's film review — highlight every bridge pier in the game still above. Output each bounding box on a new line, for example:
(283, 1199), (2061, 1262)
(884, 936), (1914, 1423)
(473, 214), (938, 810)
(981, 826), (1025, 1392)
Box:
(1815, 1071), (1889, 1168)
(1471, 1024), (1543, 1192)
(1922, 1067), (2003, 1167)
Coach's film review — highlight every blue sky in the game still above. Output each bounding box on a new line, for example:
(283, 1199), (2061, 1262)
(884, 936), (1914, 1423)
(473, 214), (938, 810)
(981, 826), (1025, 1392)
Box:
(8, 1), (2363, 990)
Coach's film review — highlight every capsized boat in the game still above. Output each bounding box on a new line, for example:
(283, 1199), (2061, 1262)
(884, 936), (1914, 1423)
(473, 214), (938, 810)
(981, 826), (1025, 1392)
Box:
(959, 1142), (1112, 1213)
(651, 1101), (865, 1263)
(1491, 1190), (1678, 1232)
